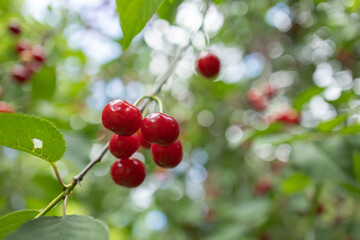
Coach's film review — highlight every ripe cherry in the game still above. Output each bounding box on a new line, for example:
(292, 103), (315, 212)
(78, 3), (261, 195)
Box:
(276, 110), (300, 125)
(141, 112), (179, 146)
(102, 100), (142, 136)
(151, 140), (183, 168)
(263, 82), (277, 98)
(11, 65), (32, 83)
(32, 45), (46, 63)
(196, 52), (220, 78)
(253, 179), (272, 196)
(0, 101), (14, 113)
(8, 22), (21, 35)
(15, 40), (31, 54)
(246, 89), (267, 111)
(110, 158), (146, 188)
(109, 134), (139, 159)
(137, 130), (151, 149)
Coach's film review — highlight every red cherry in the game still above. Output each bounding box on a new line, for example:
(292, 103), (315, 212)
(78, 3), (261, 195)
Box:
(276, 110), (300, 125)
(32, 45), (46, 63)
(109, 134), (139, 159)
(110, 158), (146, 188)
(102, 100), (142, 136)
(253, 179), (272, 196)
(151, 140), (183, 168)
(11, 65), (32, 83)
(246, 89), (267, 111)
(137, 130), (151, 149)
(258, 233), (271, 240)
(141, 112), (179, 146)
(196, 52), (220, 78)
(263, 82), (277, 98)
(15, 40), (31, 54)
(316, 203), (325, 216)
(0, 101), (14, 113)
(8, 22), (21, 35)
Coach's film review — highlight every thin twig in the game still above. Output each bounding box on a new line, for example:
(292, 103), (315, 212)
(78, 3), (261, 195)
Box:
(51, 162), (67, 188)
(63, 195), (69, 216)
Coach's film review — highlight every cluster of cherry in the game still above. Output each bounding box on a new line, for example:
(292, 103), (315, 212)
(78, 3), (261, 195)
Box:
(8, 22), (46, 83)
(102, 99), (182, 188)
(246, 83), (300, 125)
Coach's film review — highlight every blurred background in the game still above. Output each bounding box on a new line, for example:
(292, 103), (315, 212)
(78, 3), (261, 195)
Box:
(1, 0), (360, 239)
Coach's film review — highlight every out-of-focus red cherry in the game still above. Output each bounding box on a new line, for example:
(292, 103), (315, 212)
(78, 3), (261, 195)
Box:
(0, 101), (14, 113)
(246, 89), (267, 111)
(253, 178), (272, 196)
(11, 65), (32, 83)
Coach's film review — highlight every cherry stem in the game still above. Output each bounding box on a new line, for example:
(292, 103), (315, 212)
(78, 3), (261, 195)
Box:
(63, 194), (69, 216)
(134, 95), (164, 113)
(50, 162), (66, 189)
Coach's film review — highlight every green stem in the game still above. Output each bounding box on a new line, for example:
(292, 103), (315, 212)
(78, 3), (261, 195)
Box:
(134, 95), (163, 113)
(305, 183), (323, 238)
(34, 181), (76, 219)
(50, 162), (66, 188)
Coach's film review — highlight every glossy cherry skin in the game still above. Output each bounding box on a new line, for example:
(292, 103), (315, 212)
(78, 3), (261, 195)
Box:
(8, 22), (21, 35)
(110, 158), (146, 188)
(0, 101), (14, 113)
(196, 52), (220, 78)
(141, 112), (179, 146)
(137, 130), (151, 149)
(102, 100), (142, 136)
(32, 45), (46, 63)
(11, 65), (32, 83)
(109, 134), (139, 159)
(151, 140), (183, 168)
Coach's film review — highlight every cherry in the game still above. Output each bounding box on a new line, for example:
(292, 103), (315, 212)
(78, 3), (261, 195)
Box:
(196, 51), (220, 78)
(263, 82), (277, 98)
(141, 112), (179, 146)
(109, 134), (139, 159)
(151, 140), (183, 168)
(32, 45), (46, 63)
(253, 179), (272, 196)
(8, 22), (21, 35)
(11, 65), (32, 83)
(246, 89), (267, 111)
(102, 100), (142, 136)
(110, 158), (146, 188)
(0, 101), (14, 113)
(316, 203), (325, 216)
(276, 110), (300, 125)
(15, 40), (31, 54)
(137, 130), (151, 149)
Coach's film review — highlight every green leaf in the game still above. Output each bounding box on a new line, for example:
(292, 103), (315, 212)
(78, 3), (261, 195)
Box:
(353, 152), (360, 183)
(6, 215), (109, 240)
(32, 66), (57, 100)
(293, 87), (324, 111)
(116, 0), (165, 49)
(0, 210), (39, 240)
(290, 141), (348, 182)
(340, 125), (360, 134)
(158, 0), (182, 23)
(0, 113), (66, 162)
(282, 173), (311, 194)
(317, 114), (348, 132)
